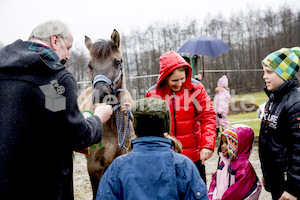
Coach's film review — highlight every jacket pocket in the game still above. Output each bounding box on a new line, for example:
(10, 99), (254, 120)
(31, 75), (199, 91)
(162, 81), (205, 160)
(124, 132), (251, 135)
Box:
(192, 131), (199, 150)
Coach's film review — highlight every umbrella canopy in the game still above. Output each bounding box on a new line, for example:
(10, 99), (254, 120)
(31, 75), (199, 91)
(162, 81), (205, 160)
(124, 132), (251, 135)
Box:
(176, 36), (231, 58)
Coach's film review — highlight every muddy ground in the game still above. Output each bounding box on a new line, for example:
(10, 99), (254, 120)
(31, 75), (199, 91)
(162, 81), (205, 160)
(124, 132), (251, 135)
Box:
(73, 141), (272, 200)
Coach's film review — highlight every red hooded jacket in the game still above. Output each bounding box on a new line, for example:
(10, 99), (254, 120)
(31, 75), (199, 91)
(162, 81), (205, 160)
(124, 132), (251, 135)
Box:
(146, 51), (216, 162)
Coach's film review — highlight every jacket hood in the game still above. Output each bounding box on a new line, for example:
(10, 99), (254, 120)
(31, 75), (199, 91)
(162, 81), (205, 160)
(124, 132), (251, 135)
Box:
(131, 136), (172, 151)
(217, 75), (228, 87)
(156, 51), (193, 94)
(219, 124), (254, 159)
(0, 40), (64, 73)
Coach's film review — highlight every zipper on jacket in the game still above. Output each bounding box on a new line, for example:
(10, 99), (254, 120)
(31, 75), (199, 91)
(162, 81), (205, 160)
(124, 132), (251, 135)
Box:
(172, 92), (177, 139)
(268, 93), (274, 111)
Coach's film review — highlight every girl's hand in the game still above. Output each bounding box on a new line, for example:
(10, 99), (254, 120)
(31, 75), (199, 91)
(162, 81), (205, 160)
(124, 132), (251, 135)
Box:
(120, 102), (131, 113)
(200, 148), (213, 165)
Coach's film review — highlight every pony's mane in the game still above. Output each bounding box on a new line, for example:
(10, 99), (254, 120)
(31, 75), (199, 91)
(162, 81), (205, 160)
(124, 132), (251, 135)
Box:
(90, 39), (119, 59)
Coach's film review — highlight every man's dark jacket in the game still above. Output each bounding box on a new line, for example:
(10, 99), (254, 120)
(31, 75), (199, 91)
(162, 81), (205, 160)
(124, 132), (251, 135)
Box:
(0, 40), (102, 200)
(259, 76), (300, 199)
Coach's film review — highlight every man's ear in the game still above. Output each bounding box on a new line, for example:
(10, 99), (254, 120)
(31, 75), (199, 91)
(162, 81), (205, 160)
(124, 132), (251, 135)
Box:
(49, 35), (59, 51)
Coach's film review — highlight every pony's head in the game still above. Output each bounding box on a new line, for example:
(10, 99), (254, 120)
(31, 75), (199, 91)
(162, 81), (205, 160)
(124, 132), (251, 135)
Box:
(85, 29), (123, 104)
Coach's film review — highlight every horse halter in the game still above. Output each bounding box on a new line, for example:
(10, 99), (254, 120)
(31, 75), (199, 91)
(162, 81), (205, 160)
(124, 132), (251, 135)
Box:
(92, 64), (125, 95)
(92, 63), (133, 150)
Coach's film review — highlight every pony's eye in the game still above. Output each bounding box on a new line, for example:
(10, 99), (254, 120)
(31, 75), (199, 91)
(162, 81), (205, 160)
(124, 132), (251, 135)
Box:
(115, 60), (122, 68)
(88, 62), (93, 70)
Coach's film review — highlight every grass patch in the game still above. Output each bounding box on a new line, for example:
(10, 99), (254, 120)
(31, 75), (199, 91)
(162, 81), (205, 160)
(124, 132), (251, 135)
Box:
(230, 90), (268, 106)
(225, 90), (269, 136)
(228, 112), (261, 136)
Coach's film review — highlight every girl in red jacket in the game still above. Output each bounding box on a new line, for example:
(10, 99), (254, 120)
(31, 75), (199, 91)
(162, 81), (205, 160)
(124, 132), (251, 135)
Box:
(146, 51), (216, 183)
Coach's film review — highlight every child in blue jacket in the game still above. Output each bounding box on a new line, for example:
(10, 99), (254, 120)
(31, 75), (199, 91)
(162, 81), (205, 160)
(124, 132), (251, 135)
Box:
(96, 98), (208, 200)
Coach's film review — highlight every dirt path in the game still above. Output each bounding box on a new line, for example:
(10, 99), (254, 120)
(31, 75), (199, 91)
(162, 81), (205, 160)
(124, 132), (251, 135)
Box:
(73, 143), (272, 200)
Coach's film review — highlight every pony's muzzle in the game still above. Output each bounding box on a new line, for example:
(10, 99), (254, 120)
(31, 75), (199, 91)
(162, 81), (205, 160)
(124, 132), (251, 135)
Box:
(93, 86), (118, 105)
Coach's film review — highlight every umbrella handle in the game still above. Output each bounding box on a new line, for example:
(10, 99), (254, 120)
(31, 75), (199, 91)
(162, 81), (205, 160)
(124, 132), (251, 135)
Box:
(190, 55), (197, 76)
(201, 56), (205, 80)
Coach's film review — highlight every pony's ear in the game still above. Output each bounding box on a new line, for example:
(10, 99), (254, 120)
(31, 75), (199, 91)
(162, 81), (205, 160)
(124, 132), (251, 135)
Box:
(111, 29), (120, 49)
(85, 36), (93, 50)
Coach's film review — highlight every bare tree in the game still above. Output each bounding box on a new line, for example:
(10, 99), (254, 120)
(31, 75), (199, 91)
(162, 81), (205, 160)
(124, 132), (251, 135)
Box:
(65, 46), (89, 93)
(107, 5), (299, 98)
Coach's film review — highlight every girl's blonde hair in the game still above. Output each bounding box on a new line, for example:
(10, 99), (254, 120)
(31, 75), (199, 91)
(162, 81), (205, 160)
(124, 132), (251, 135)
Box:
(165, 134), (183, 153)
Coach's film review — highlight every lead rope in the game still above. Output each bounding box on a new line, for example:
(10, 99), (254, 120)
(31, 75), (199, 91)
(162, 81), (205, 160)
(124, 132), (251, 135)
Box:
(115, 104), (133, 150)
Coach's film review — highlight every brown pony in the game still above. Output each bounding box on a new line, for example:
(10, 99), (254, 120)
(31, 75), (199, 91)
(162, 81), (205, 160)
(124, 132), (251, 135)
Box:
(77, 30), (133, 199)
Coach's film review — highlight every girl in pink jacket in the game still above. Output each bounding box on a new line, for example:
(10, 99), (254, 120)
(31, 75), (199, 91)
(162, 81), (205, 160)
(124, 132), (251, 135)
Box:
(208, 124), (262, 200)
(213, 75), (230, 134)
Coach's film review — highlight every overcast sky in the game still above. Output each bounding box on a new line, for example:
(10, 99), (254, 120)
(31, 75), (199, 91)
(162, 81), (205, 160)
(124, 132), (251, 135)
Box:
(0, 0), (298, 48)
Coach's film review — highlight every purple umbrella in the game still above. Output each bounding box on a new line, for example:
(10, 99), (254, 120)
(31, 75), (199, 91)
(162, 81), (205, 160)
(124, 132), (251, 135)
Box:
(176, 36), (231, 79)
(176, 36), (231, 57)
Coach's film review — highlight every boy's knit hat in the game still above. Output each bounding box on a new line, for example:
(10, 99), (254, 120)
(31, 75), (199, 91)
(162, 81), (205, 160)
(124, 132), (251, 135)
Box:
(262, 47), (300, 81)
(131, 98), (170, 137)
(221, 127), (238, 158)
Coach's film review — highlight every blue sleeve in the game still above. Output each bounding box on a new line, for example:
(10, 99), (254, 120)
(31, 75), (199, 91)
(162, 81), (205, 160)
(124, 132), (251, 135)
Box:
(96, 162), (121, 200)
(177, 157), (209, 200)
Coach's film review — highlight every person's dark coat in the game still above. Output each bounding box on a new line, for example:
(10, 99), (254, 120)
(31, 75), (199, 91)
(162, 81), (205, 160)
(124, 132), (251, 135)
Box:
(259, 76), (300, 198)
(0, 40), (103, 200)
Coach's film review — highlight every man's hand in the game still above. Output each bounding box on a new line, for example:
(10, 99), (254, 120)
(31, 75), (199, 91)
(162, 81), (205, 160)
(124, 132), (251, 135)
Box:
(279, 191), (297, 200)
(200, 148), (213, 165)
(94, 105), (113, 124)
